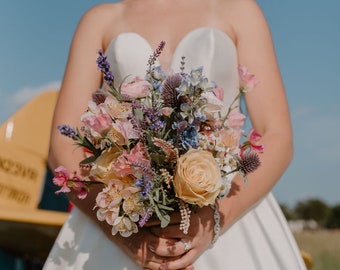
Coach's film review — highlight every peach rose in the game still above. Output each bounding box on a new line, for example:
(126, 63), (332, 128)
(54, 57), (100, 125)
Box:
(90, 146), (122, 185)
(173, 149), (222, 207)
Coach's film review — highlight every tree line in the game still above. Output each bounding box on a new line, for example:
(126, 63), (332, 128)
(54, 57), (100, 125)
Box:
(280, 198), (340, 229)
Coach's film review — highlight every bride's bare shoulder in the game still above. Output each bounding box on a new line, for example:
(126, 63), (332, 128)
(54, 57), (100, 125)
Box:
(80, 2), (124, 23)
(218, 0), (263, 13)
(218, 0), (267, 31)
(74, 2), (126, 43)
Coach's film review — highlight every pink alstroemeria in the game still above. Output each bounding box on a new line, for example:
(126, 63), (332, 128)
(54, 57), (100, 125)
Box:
(53, 166), (89, 199)
(238, 64), (260, 90)
(71, 175), (88, 199)
(113, 142), (151, 177)
(53, 166), (71, 194)
(249, 128), (265, 153)
(240, 128), (264, 156)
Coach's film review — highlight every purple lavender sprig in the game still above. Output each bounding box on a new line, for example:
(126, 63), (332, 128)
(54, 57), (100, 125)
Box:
(135, 176), (153, 198)
(58, 125), (79, 140)
(130, 102), (165, 135)
(97, 50), (123, 101)
(147, 41), (166, 71)
(57, 125), (102, 159)
(138, 207), (153, 227)
(96, 49), (114, 85)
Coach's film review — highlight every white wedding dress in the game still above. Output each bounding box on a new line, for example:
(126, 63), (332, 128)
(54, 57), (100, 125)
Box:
(44, 28), (306, 270)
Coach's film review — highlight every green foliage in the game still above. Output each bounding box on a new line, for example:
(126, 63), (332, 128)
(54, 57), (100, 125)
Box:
(326, 204), (340, 229)
(279, 203), (295, 220)
(295, 198), (331, 227)
(280, 198), (340, 229)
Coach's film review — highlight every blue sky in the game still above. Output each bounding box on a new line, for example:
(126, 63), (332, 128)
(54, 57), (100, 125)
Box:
(1, 0), (339, 207)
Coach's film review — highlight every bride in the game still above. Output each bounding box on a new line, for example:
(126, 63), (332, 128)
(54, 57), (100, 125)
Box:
(44, 0), (307, 269)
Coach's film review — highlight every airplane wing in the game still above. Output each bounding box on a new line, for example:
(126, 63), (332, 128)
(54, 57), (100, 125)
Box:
(0, 90), (69, 260)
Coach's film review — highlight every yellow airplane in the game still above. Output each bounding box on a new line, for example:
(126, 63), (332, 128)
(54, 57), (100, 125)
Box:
(0, 90), (69, 261)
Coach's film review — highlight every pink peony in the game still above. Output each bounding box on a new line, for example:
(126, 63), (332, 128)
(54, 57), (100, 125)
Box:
(121, 77), (152, 99)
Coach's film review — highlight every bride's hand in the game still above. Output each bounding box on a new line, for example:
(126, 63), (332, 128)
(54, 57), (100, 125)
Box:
(111, 225), (194, 270)
(148, 205), (215, 270)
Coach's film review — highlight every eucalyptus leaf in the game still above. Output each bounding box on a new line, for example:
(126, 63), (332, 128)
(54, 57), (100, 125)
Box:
(160, 214), (171, 228)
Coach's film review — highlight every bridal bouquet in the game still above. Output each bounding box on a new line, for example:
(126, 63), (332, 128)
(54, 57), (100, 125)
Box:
(53, 41), (264, 237)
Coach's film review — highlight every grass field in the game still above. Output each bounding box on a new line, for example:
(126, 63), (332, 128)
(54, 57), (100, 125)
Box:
(294, 230), (340, 270)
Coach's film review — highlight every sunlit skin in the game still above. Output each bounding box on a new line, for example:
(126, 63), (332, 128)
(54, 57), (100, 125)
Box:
(48, 0), (293, 269)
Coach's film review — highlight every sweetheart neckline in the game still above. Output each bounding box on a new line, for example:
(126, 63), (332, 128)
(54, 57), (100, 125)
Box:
(105, 27), (236, 68)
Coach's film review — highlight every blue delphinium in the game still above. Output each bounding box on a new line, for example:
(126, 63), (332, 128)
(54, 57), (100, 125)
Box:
(181, 125), (199, 149)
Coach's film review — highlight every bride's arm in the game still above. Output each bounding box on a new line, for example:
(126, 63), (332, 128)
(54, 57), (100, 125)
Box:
(221, 0), (293, 232)
(48, 5), (185, 270)
(149, 1), (293, 269)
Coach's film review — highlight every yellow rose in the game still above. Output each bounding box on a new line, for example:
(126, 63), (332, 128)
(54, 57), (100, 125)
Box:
(173, 149), (222, 207)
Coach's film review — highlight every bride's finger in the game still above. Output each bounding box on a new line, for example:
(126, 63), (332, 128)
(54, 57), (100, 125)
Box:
(148, 238), (189, 257)
(165, 251), (196, 270)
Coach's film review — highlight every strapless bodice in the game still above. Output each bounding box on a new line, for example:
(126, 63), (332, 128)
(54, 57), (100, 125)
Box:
(105, 27), (239, 108)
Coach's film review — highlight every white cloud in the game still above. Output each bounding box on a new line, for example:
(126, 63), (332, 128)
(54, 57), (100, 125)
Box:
(9, 81), (61, 108)
(291, 105), (316, 119)
(0, 81), (62, 124)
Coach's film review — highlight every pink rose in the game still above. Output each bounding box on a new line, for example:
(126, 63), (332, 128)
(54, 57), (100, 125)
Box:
(81, 113), (112, 134)
(121, 77), (151, 99)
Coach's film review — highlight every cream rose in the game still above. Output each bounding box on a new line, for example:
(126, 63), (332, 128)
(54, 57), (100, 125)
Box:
(173, 149), (222, 207)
